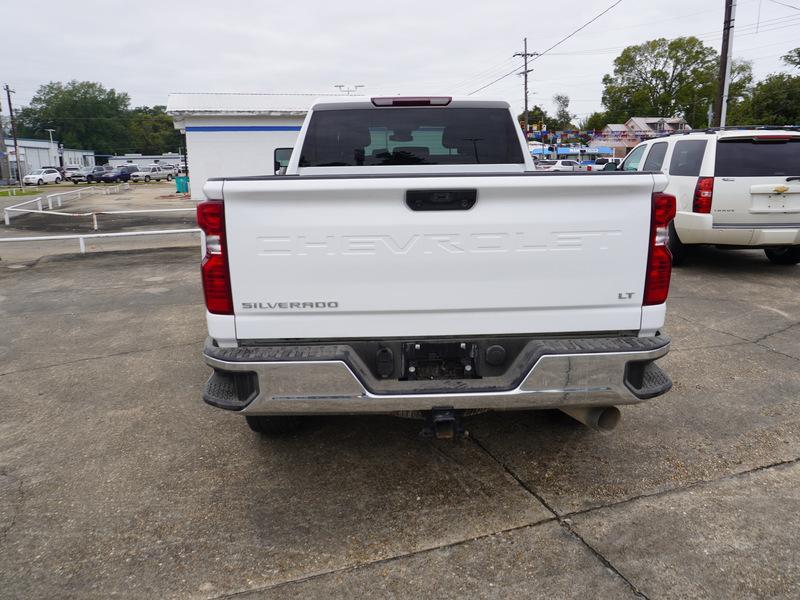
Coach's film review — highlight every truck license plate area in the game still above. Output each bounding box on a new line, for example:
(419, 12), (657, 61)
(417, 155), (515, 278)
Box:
(401, 341), (479, 380)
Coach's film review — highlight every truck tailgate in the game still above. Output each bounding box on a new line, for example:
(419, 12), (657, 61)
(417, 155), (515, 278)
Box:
(219, 174), (658, 340)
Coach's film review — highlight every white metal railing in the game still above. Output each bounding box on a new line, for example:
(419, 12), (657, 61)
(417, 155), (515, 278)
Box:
(3, 183), (190, 230)
(4, 196), (44, 224)
(0, 228), (201, 254)
(45, 186), (96, 209)
(102, 182), (130, 195)
(5, 206), (194, 230)
(43, 183), (129, 209)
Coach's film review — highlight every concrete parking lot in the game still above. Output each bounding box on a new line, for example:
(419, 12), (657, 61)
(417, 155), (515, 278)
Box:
(0, 183), (197, 262)
(1, 244), (799, 598)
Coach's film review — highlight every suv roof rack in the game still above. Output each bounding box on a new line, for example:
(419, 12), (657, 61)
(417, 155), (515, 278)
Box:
(661, 125), (800, 137)
(702, 125), (800, 133)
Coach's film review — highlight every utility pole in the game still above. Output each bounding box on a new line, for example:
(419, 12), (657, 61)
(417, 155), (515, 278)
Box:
(713, 0), (737, 127)
(4, 84), (21, 184)
(0, 94), (9, 182)
(45, 128), (57, 167)
(514, 38), (537, 137)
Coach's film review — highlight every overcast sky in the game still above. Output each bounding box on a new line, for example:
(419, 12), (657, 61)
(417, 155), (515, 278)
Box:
(5, 0), (800, 123)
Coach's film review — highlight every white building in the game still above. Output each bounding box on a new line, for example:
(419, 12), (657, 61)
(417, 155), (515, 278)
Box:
(62, 147), (96, 168)
(166, 93), (343, 200)
(4, 137), (95, 178)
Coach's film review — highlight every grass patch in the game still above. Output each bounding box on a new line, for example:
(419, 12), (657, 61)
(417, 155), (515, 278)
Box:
(0, 188), (42, 198)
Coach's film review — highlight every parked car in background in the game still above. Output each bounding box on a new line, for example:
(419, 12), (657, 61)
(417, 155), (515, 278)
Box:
(158, 164), (177, 176)
(142, 164), (174, 179)
(71, 165), (109, 183)
(70, 167), (96, 183)
(612, 127), (800, 265)
(42, 165), (66, 178)
(586, 157), (622, 172)
(535, 159), (584, 172)
(131, 165), (171, 182)
(99, 165), (139, 183)
(64, 165), (82, 179)
(23, 168), (62, 185)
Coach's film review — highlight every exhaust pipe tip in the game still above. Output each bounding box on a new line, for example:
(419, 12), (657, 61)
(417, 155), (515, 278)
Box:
(560, 406), (621, 433)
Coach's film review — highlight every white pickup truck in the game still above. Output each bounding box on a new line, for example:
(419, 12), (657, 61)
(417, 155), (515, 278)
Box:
(198, 96), (676, 438)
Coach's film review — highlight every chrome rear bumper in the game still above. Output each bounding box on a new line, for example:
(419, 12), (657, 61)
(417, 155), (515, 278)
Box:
(202, 335), (671, 415)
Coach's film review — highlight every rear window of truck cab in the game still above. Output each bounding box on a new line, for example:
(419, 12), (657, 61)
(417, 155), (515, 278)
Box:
(715, 136), (800, 177)
(298, 108), (524, 167)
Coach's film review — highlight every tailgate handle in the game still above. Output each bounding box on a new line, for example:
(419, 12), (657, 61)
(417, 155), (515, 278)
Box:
(406, 189), (477, 211)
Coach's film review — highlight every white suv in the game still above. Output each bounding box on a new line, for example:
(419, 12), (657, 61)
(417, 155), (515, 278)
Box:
(619, 128), (800, 265)
(22, 168), (62, 186)
(535, 159), (584, 171)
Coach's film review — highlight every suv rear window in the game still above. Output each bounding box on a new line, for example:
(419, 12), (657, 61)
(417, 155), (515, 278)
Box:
(299, 108), (524, 167)
(669, 140), (707, 176)
(715, 138), (800, 177)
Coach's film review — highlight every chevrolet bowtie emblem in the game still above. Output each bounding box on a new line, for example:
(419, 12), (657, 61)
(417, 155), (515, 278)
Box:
(773, 185), (789, 194)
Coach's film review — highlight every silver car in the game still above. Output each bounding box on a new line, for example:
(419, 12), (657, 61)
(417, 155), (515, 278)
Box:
(130, 165), (172, 182)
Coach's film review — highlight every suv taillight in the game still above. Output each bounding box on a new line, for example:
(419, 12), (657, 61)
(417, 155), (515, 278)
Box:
(692, 176), (714, 213)
(644, 192), (676, 306)
(197, 200), (233, 315)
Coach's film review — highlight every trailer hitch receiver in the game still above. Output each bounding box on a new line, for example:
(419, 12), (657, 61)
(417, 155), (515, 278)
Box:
(420, 407), (467, 440)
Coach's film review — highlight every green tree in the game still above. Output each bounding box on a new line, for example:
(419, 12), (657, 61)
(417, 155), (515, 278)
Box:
(731, 73), (800, 125)
(518, 96), (575, 132)
(518, 104), (554, 131)
(552, 94), (575, 130)
(17, 81), (132, 155)
(600, 37), (752, 128)
(129, 106), (182, 155)
(578, 111), (610, 132)
(782, 48), (800, 68)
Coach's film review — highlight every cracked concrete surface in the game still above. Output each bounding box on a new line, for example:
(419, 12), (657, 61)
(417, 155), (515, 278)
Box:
(0, 244), (798, 599)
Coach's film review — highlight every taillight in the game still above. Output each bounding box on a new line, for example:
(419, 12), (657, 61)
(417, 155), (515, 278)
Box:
(752, 135), (792, 141)
(371, 96), (451, 107)
(692, 177), (714, 213)
(197, 200), (233, 315)
(644, 192), (676, 306)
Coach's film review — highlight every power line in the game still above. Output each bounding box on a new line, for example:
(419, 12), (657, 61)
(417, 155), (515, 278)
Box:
(521, 0), (625, 64)
(466, 64), (533, 97)
(468, 0), (623, 95)
(539, 13), (800, 57)
(768, 0), (800, 10)
(448, 56), (521, 91)
(580, 2), (746, 36)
